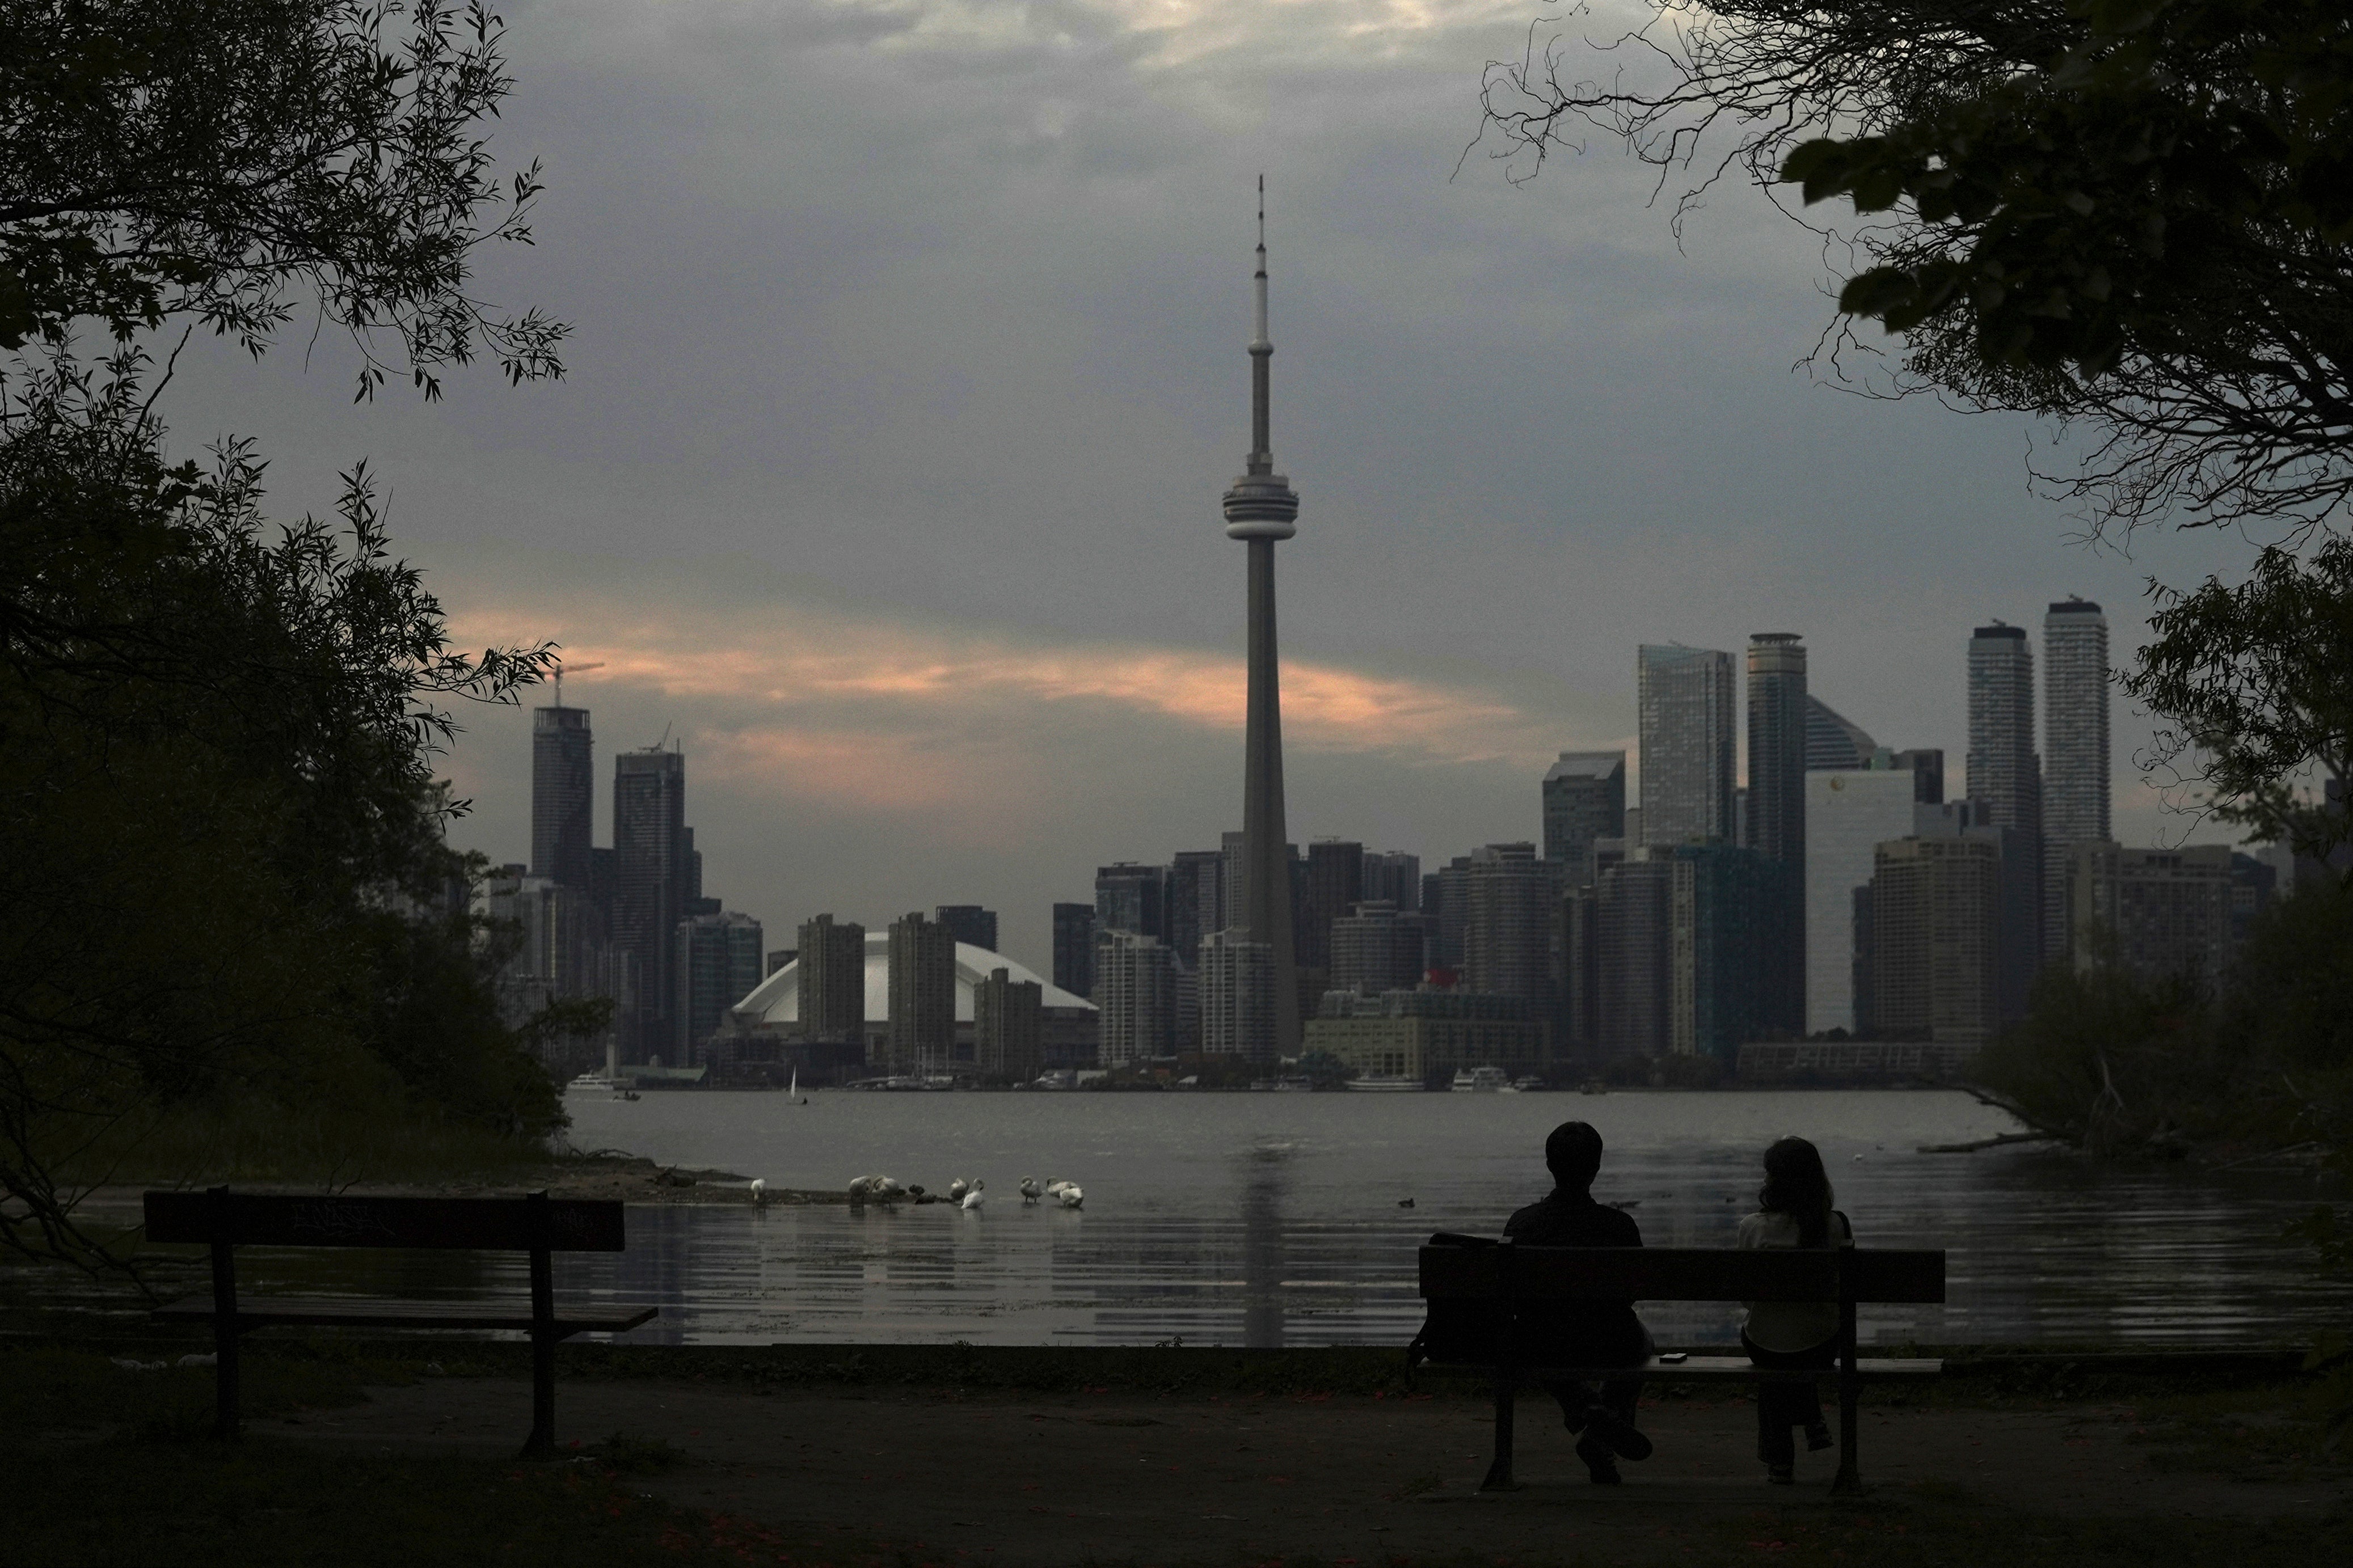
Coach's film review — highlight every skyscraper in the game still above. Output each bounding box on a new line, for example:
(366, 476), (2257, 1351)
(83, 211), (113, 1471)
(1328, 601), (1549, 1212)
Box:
(973, 967), (1044, 1083)
(797, 914), (866, 1047)
(1222, 179), (1303, 1056)
(612, 746), (688, 1062)
(933, 905), (999, 954)
(1804, 696), (1878, 772)
(531, 705), (594, 891)
(2042, 598), (2110, 962)
(1051, 902), (1097, 1000)
(1746, 633), (1808, 1034)
(887, 911), (956, 1076)
(1095, 929), (1175, 1066)
(1360, 850), (1421, 911)
(1805, 770), (1922, 1035)
(1541, 751), (1627, 885)
(1329, 901), (1426, 996)
(1638, 644), (1736, 847)
(1301, 839), (1363, 974)
(1167, 850), (1226, 966)
(1968, 622), (2044, 964)
(1597, 857), (1673, 1056)
(1462, 843), (1559, 1012)
(673, 910), (763, 1064)
(1199, 927), (1277, 1062)
(1871, 835), (2001, 1049)
(1095, 862), (1167, 939)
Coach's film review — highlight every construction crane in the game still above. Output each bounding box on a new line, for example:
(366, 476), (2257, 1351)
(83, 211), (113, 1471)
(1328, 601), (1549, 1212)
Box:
(551, 659), (605, 708)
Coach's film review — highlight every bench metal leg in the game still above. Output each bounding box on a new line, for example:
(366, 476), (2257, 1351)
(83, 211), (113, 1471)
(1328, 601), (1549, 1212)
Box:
(524, 1205), (556, 1456)
(209, 1206), (241, 1442)
(1831, 1299), (1861, 1494)
(1480, 1372), (1519, 1491)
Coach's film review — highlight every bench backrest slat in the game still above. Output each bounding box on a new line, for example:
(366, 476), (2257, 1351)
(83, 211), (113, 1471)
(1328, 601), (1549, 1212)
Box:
(1418, 1245), (1945, 1304)
(143, 1191), (627, 1253)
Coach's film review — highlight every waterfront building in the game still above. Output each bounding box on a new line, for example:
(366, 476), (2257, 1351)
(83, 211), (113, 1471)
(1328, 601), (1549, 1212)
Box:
(1222, 179), (1304, 1056)
(1051, 902), (1097, 1000)
(1541, 751), (1627, 886)
(2042, 598), (2111, 963)
(1168, 848), (1228, 964)
(1747, 634), (1808, 1033)
(1462, 842), (1559, 1012)
(1871, 836), (2001, 1049)
(2230, 852), (2279, 946)
(1096, 928), (1176, 1066)
(1662, 842), (1776, 1061)
(1638, 644), (1736, 846)
(674, 910), (763, 1064)
(1329, 900), (1425, 996)
(1361, 849), (1421, 911)
(797, 913), (867, 1046)
(1967, 622), (2044, 965)
(530, 705), (594, 893)
(1304, 987), (1548, 1085)
(1804, 770), (1922, 1035)
(933, 905), (998, 954)
(1893, 748), (1946, 805)
(1200, 927), (1278, 1062)
(1805, 696), (1878, 772)
(1597, 857), (1673, 1056)
(1558, 884), (1601, 1059)
(1430, 854), (1473, 970)
(612, 745), (689, 1063)
(887, 911), (958, 1075)
(2068, 842), (2236, 988)
(973, 967), (1045, 1083)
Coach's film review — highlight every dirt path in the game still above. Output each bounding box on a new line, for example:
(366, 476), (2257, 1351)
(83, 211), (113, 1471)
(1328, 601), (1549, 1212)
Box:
(254, 1379), (2348, 1563)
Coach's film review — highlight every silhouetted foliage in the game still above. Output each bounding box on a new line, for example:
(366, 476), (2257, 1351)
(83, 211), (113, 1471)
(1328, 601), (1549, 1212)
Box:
(2124, 538), (2353, 870)
(1478, 0), (2353, 537)
(0, 0), (565, 399)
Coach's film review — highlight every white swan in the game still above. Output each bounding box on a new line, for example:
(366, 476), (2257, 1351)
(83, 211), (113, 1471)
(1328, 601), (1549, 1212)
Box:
(961, 1178), (986, 1211)
(750, 1178), (767, 1208)
(1018, 1176), (1043, 1205)
(1055, 1184), (1083, 1210)
(947, 1177), (969, 1202)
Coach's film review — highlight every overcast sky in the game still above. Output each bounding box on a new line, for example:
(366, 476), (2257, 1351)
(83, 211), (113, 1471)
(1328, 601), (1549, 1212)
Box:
(157, 0), (2251, 974)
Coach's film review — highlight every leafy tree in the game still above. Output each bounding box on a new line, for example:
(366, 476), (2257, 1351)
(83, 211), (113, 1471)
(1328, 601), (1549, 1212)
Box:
(2126, 538), (2353, 869)
(1, 0), (565, 399)
(1478, 0), (2353, 537)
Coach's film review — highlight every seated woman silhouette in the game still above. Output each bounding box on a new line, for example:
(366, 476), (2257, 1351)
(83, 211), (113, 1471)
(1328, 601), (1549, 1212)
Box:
(1736, 1136), (1852, 1484)
(1504, 1121), (1654, 1484)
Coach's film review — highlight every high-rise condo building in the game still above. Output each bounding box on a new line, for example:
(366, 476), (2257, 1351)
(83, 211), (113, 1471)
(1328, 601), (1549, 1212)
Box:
(674, 910), (764, 1064)
(2067, 842), (2234, 988)
(1747, 634), (1808, 1033)
(973, 967), (1045, 1083)
(2042, 598), (2110, 962)
(887, 911), (957, 1075)
(1051, 902), (1097, 1000)
(1804, 696), (1878, 772)
(1095, 862), (1167, 939)
(1542, 751), (1627, 886)
(612, 746), (688, 1062)
(1597, 857), (1673, 1056)
(933, 906), (999, 954)
(1871, 835), (2001, 1051)
(1221, 179), (1304, 1057)
(1431, 855), (1474, 970)
(1168, 850), (1227, 965)
(1967, 622), (2044, 963)
(1095, 929), (1175, 1066)
(796, 914), (867, 1047)
(1462, 843), (1559, 1012)
(531, 706), (594, 892)
(1663, 842), (1774, 1061)
(1199, 927), (1277, 1062)
(1805, 770), (1922, 1034)
(1559, 884), (1601, 1058)
(1360, 850), (1421, 911)
(1301, 840), (1364, 973)
(1329, 901), (1425, 996)
(1638, 644), (1736, 847)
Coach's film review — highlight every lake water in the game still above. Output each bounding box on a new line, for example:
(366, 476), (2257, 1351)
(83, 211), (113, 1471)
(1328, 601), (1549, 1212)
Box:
(535, 1087), (2339, 1349)
(21, 1089), (2342, 1349)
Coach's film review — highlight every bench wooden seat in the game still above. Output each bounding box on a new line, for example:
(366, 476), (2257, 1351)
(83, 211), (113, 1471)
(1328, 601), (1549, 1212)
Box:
(1416, 1238), (1946, 1493)
(145, 1187), (655, 1452)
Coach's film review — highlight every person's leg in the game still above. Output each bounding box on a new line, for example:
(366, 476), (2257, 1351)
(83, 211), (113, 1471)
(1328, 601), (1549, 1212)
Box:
(1743, 1333), (1806, 1477)
(1581, 1324), (1655, 1464)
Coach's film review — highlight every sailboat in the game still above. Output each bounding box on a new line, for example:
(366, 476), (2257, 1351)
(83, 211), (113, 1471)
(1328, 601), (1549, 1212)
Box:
(790, 1067), (808, 1105)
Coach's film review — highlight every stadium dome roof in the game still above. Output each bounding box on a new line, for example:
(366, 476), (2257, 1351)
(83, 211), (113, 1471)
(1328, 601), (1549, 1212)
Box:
(733, 936), (1094, 1023)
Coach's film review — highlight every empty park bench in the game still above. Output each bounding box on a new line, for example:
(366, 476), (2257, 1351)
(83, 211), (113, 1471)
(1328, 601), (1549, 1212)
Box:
(144, 1187), (655, 1451)
(1411, 1235), (1946, 1492)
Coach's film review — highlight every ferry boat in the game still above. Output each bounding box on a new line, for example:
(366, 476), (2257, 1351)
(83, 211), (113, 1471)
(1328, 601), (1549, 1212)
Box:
(1346, 1075), (1422, 1092)
(1449, 1066), (1516, 1093)
(567, 1071), (616, 1093)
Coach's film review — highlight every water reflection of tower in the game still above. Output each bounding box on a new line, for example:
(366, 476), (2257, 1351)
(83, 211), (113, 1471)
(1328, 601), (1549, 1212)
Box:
(1241, 1142), (1289, 1349)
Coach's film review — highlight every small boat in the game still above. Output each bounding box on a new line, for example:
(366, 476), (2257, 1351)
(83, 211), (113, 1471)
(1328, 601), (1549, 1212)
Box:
(612, 1088), (641, 1102)
(1347, 1075), (1422, 1092)
(1580, 1078), (1609, 1096)
(1449, 1066), (1515, 1093)
(568, 1072), (616, 1093)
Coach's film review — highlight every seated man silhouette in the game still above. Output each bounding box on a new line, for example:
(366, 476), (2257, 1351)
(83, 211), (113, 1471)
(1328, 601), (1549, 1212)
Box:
(1504, 1119), (1655, 1484)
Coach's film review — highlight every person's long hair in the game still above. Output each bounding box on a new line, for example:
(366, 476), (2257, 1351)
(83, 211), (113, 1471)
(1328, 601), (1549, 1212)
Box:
(1758, 1136), (1835, 1246)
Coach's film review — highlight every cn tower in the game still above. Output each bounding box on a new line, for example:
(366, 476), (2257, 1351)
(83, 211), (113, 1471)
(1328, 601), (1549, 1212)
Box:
(1221, 177), (1301, 1058)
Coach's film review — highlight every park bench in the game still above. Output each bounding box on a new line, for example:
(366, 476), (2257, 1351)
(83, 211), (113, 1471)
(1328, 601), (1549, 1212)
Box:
(1412, 1236), (1946, 1493)
(144, 1187), (655, 1451)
